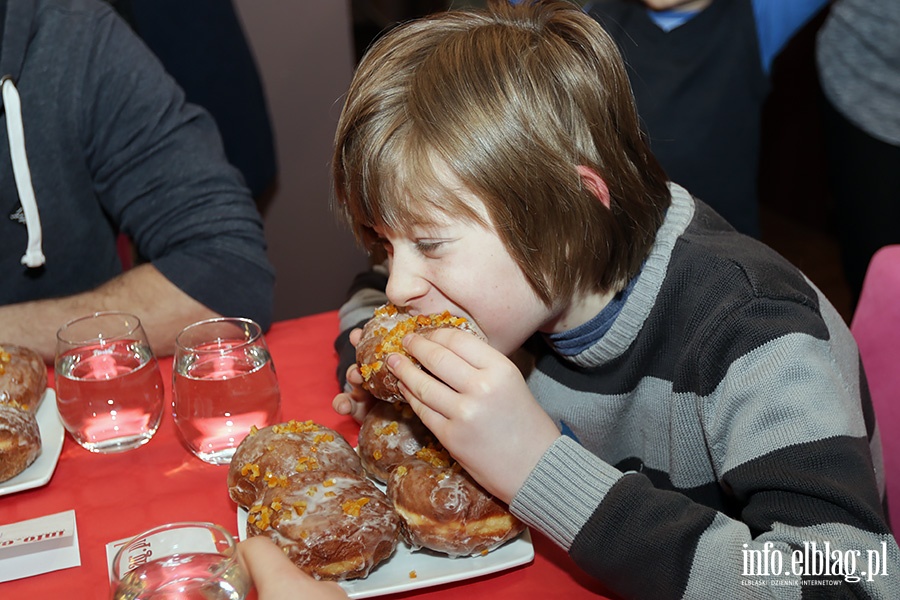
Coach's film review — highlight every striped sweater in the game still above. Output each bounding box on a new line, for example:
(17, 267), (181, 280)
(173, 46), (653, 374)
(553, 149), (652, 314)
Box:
(337, 184), (899, 598)
(512, 185), (899, 598)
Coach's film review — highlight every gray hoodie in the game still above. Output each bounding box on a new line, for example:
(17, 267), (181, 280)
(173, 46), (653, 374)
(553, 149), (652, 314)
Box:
(0, 0), (274, 328)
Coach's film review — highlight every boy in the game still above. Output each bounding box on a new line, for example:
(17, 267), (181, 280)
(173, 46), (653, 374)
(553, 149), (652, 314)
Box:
(331, 1), (899, 597)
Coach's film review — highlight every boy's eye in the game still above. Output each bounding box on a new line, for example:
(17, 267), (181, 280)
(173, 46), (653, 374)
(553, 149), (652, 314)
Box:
(415, 240), (445, 254)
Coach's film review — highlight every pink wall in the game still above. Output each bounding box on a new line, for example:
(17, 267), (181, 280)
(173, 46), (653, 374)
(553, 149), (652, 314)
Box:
(234, 1), (369, 321)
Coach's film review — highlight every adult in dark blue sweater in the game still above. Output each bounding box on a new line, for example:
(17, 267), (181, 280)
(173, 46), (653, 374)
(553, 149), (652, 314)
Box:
(584, 0), (828, 237)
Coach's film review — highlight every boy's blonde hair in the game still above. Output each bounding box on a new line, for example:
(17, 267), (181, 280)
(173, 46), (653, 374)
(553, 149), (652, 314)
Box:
(333, 0), (670, 305)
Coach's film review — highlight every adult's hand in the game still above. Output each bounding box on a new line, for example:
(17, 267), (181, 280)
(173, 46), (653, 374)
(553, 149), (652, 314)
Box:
(237, 537), (349, 600)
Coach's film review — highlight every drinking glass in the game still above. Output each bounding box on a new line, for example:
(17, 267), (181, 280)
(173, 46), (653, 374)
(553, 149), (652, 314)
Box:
(111, 522), (250, 600)
(55, 311), (164, 453)
(172, 317), (281, 465)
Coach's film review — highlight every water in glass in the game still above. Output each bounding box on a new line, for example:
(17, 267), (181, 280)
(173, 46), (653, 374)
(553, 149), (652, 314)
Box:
(56, 339), (163, 453)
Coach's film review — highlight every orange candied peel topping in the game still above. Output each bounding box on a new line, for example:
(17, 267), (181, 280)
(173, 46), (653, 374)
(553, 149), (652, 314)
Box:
(341, 497), (370, 517)
(273, 420), (321, 435)
(313, 433), (335, 444)
(0, 398), (28, 410)
(248, 503), (273, 530)
(295, 455), (321, 472)
(263, 471), (288, 488)
(0, 346), (9, 375)
(241, 463), (261, 481)
(374, 421), (399, 437)
(359, 305), (471, 381)
(416, 445), (451, 468)
(248, 496), (309, 530)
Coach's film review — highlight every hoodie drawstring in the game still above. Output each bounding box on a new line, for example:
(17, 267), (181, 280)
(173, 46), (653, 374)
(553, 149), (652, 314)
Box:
(2, 75), (45, 268)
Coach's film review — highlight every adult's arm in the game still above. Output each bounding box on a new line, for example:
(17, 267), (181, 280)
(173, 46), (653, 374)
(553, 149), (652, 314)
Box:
(0, 263), (218, 362)
(78, 4), (274, 341)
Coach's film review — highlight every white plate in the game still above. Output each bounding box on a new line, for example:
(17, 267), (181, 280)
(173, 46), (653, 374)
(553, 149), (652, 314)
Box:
(237, 501), (534, 598)
(0, 389), (66, 496)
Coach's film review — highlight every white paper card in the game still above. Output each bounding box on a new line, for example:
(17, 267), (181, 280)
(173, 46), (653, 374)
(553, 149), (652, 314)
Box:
(0, 509), (81, 582)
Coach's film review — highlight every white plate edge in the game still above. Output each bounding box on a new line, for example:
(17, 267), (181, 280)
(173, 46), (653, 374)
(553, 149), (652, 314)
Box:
(0, 389), (65, 495)
(236, 505), (534, 598)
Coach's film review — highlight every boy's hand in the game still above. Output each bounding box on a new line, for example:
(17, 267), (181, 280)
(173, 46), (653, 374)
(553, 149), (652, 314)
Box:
(332, 328), (376, 423)
(386, 328), (560, 504)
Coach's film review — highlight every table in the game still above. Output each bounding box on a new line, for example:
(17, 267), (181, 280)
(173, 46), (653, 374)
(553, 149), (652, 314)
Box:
(1, 311), (613, 599)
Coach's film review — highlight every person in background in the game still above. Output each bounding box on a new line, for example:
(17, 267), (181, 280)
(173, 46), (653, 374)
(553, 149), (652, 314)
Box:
(583, 0), (828, 238)
(330, 1), (898, 597)
(816, 0), (900, 308)
(0, 0), (275, 360)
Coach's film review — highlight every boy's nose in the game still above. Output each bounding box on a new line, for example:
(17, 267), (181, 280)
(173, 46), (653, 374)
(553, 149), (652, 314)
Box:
(385, 255), (429, 308)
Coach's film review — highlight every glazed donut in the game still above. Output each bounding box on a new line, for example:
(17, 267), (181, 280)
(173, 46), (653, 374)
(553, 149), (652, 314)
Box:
(358, 401), (437, 483)
(246, 471), (401, 581)
(387, 447), (526, 558)
(228, 420), (364, 509)
(356, 303), (477, 402)
(0, 344), (47, 412)
(0, 403), (41, 482)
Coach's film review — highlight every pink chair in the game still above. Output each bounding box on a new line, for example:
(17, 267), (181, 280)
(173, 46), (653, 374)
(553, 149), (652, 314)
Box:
(851, 245), (900, 532)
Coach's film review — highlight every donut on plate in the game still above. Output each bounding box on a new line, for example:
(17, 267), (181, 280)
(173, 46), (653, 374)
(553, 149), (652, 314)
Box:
(387, 446), (526, 558)
(358, 400), (436, 483)
(0, 403), (41, 483)
(228, 420), (363, 509)
(356, 303), (477, 403)
(246, 470), (401, 581)
(0, 344), (46, 482)
(0, 344), (47, 412)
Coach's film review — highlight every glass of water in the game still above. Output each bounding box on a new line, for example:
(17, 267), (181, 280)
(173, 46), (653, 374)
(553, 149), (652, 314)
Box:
(55, 311), (164, 453)
(172, 317), (281, 465)
(111, 522), (250, 600)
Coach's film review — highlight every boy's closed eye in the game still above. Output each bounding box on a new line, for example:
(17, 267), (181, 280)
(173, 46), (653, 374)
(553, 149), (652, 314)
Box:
(414, 239), (451, 256)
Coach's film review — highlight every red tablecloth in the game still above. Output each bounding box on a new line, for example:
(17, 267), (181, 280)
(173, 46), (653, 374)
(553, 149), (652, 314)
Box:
(0, 311), (612, 599)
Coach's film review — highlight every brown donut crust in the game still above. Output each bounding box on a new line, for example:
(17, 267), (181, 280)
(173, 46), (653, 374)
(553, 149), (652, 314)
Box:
(356, 304), (476, 403)
(228, 420), (364, 508)
(0, 403), (42, 482)
(387, 452), (526, 557)
(0, 344), (47, 412)
(246, 471), (400, 581)
(358, 401), (436, 483)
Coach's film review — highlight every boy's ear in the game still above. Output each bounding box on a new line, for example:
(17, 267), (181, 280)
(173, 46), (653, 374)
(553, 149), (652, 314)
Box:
(576, 165), (611, 209)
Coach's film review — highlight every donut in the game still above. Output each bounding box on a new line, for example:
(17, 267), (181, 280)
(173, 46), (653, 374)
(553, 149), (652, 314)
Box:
(358, 400), (437, 483)
(228, 420), (364, 509)
(246, 471), (401, 581)
(387, 447), (526, 557)
(356, 303), (477, 402)
(0, 344), (47, 412)
(0, 403), (41, 482)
